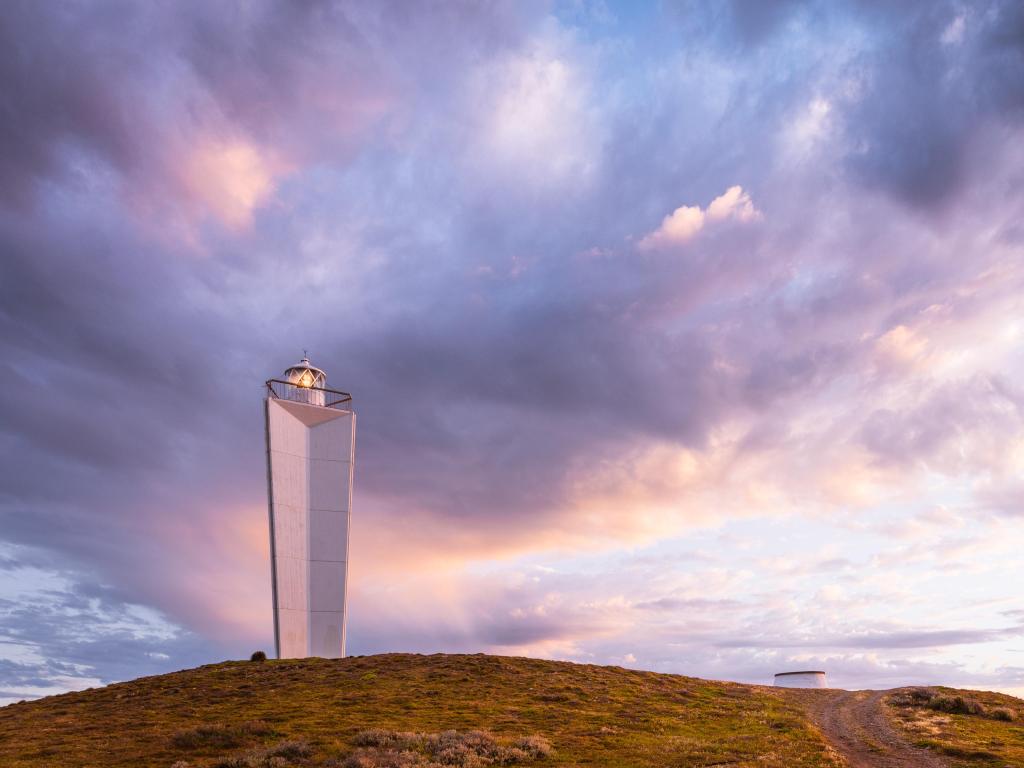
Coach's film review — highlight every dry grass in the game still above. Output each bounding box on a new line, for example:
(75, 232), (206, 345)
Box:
(0, 653), (843, 767)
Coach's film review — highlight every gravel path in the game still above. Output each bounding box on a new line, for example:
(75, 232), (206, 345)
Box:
(800, 689), (950, 768)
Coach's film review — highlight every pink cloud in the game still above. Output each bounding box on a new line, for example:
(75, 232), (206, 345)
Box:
(638, 186), (761, 250)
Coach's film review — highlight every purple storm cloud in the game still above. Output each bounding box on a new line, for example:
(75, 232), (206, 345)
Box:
(1, 0), (1024, 703)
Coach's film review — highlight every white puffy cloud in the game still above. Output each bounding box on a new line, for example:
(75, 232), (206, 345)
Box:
(638, 186), (761, 250)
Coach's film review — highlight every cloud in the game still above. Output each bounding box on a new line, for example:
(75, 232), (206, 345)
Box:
(720, 627), (1024, 650)
(474, 45), (596, 187)
(873, 324), (930, 371)
(638, 186), (761, 250)
(706, 185), (761, 222)
(2, 0), (1024, 699)
(182, 139), (288, 229)
(858, 374), (1024, 473)
(0, 1), (400, 226)
(0, 543), (213, 705)
(941, 13), (967, 46)
(837, 1), (1024, 206)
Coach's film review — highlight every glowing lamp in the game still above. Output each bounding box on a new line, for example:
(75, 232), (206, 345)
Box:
(282, 355), (326, 401)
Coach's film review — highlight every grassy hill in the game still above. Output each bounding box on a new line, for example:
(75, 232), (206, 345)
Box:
(0, 653), (1020, 767)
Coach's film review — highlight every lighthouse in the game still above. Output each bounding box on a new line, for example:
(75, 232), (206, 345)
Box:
(264, 356), (355, 658)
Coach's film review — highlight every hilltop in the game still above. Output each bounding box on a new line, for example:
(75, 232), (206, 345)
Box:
(0, 654), (1021, 767)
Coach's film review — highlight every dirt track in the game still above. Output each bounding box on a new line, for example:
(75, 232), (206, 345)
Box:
(798, 689), (950, 767)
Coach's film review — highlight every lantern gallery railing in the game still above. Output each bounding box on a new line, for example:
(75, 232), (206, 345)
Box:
(265, 379), (353, 410)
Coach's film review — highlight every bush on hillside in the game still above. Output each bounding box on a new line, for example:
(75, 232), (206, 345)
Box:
(510, 736), (552, 759)
(172, 721), (274, 750)
(215, 740), (312, 768)
(904, 688), (935, 704)
(928, 694), (986, 716)
(251, 650), (268, 662)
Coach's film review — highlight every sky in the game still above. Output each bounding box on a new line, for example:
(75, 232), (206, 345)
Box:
(1, 0), (1024, 705)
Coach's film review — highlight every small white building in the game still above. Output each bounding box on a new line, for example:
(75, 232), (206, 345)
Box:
(265, 356), (356, 659)
(774, 671), (827, 688)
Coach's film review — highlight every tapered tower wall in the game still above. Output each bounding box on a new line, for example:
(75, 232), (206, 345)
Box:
(265, 397), (355, 658)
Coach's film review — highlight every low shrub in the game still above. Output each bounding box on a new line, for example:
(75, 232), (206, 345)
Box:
(888, 688), (936, 708)
(172, 721), (274, 750)
(928, 694), (986, 716)
(342, 752), (419, 768)
(344, 730), (551, 767)
(510, 736), (552, 759)
(352, 730), (419, 749)
(251, 651), (268, 662)
(215, 739), (313, 768)
(267, 741), (313, 760)
(891, 688), (1006, 720)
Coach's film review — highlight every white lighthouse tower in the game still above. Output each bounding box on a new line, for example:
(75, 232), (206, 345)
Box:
(264, 356), (355, 659)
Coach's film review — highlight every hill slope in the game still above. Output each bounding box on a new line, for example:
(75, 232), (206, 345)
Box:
(0, 654), (1020, 767)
